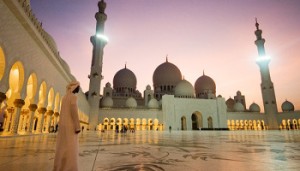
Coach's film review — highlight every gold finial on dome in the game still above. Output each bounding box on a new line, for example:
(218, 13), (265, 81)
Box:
(166, 54), (168, 62)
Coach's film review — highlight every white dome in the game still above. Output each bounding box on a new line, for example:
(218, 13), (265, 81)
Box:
(101, 96), (113, 108)
(153, 60), (182, 87)
(249, 102), (260, 112)
(126, 97), (137, 108)
(146, 85), (151, 90)
(174, 79), (195, 98)
(234, 102), (244, 112)
(148, 98), (159, 109)
(195, 73), (216, 97)
(105, 82), (111, 88)
(113, 66), (137, 90)
(281, 100), (294, 112)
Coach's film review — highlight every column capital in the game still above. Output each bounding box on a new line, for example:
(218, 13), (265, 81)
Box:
(54, 112), (59, 117)
(29, 104), (38, 112)
(13, 99), (25, 108)
(37, 107), (47, 114)
(47, 110), (54, 116)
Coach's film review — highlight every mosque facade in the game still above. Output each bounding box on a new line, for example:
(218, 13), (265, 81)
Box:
(0, 0), (299, 136)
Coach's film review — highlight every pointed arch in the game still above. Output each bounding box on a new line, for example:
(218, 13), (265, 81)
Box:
(181, 116), (187, 130)
(47, 88), (54, 110)
(208, 116), (213, 129)
(38, 81), (47, 108)
(8, 61), (25, 100)
(0, 46), (5, 81)
(191, 111), (202, 130)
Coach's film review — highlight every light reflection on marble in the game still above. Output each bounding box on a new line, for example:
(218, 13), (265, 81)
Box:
(0, 131), (300, 171)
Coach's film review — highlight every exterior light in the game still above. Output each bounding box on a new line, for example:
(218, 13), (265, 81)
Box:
(256, 55), (270, 62)
(96, 34), (109, 42)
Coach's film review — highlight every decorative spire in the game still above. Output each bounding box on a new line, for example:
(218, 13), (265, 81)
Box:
(255, 18), (259, 30)
(203, 70), (205, 76)
(166, 55), (168, 62)
(98, 0), (106, 13)
(254, 18), (263, 40)
(125, 62), (127, 69)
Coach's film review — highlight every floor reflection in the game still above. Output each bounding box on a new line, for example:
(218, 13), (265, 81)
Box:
(0, 131), (300, 171)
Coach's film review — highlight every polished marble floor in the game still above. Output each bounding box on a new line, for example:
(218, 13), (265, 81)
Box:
(0, 130), (300, 171)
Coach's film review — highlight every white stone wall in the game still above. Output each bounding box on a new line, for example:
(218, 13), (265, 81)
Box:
(162, 95), (228, 130)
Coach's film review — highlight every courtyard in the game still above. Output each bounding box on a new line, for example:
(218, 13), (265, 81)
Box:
(0, 130), (300, 171)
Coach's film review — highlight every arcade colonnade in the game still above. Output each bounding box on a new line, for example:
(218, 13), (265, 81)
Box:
(0, 46), (88, 135)
(99, 118), (163, 131)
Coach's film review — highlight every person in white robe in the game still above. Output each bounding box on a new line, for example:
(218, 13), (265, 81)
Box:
(53, 81), (81, 171)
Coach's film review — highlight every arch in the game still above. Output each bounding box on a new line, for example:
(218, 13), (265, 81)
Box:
(47, 88), (54, 110)
(191, 111), (202, 130)
(181, 116), (187, 130)
(153, 119), (159, 125)
(129, 118), (135, 125)
(0, 47), (6, 81)
(38, 82), (47, 108)
(208, 116), (213, 129)
(25, 73), (37, 104)
(136, 118), (141, 125)
(8, 61), (25, 101)
(123, 118), (129, 125)
(54, 93), (60, 112)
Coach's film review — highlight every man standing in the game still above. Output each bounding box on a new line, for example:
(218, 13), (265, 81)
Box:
(53, 81), (81, 171)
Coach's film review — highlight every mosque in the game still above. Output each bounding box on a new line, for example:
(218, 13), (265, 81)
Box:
(0, 0), (299, 136)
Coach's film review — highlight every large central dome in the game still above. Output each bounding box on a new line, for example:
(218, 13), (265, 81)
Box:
(113, 66), (137, 90)
(153, 59), (182, 87)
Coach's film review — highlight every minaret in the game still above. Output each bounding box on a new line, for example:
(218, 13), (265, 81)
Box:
(254, 19), (278, 129)
(88, 0), (108, 130)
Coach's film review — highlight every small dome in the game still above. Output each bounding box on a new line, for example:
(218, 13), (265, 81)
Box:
(146, 85), (151, 90)
(281, 100), (294, 112)
(101, 96), (113, 108)
(217, 95), (222, 98)
(174, 79), (195, 98)
(153, 59), (182, 87)
(234, 102), (244, 112)
(105, 82), (111, 88)
(148, 98), (159, 109)
(126, 97), (137, 108)
(195, 73), (216, 96)
(226, 98), (235, 112)
(249, 102), (260, 112)
(113, 66), (137, 90)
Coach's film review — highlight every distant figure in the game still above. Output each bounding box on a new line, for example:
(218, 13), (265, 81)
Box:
(82, 126), (84, 132)
(53, 81), (81, 171)
(169, 126), (172, 133)
(55, 124), (58, 133)
(0, 101), (7, 131)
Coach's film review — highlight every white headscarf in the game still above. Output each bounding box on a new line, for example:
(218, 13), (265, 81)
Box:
(66, 81), (80, 93)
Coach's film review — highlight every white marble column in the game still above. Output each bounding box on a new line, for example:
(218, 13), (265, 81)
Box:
(44, 110), (54, 133)
(36, 107), (46, 133)
(27, 104), (37, 133)
(4, 107), (14, 133)
(10, 99), (25, 134)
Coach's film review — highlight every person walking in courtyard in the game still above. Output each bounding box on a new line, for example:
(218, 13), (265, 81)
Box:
(53, 81), (81, 171)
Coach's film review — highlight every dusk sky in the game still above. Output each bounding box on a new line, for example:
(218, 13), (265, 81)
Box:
(30, 0), (300, 112)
